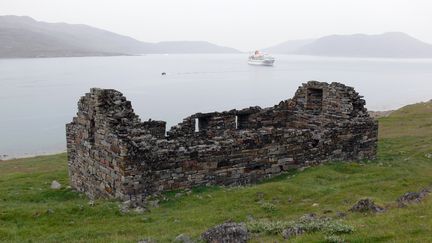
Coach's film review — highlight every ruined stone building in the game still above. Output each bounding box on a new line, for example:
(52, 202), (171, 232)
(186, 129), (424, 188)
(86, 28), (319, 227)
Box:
(66, 81), (378, 202)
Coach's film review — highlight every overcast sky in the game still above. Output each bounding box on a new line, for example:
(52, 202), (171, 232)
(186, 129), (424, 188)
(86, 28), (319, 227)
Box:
(1, 0), (431, 51)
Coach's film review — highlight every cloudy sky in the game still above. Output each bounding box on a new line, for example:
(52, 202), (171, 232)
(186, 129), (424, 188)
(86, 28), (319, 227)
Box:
(1, 0), (431, 51)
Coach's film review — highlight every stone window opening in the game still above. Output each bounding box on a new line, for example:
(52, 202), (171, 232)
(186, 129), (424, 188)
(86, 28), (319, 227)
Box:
(194, 118), (199, 132)
(235, 114), (250, 129)
(195, 116), (210, 132)
(88, 118), (96, 144)
(306, 88), (323, 111)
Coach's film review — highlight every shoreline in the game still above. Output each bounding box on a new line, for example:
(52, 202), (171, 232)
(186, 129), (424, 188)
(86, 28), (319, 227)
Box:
(0, 150), (66, 161)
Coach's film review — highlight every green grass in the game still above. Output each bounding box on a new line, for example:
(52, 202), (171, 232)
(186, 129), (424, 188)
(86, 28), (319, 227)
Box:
(1, 101), (432, 242)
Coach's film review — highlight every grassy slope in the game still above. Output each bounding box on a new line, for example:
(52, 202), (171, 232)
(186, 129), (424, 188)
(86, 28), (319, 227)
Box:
(1, 102), (432, 243)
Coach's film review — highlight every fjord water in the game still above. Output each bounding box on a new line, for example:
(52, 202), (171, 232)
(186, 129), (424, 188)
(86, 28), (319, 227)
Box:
(1, 54), (432, 159)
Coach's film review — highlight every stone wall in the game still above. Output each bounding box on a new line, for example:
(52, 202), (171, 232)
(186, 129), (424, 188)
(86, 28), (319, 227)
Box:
(66, 81), (378, 203)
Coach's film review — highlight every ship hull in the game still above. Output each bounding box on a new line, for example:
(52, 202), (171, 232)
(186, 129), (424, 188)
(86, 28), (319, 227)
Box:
(248, 59), (275, 66)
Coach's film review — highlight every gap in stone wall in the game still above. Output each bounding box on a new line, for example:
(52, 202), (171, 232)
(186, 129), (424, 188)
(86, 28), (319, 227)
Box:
(306, 88), (323, 111)
(236, 114), (250, 129)
(194, 118), (199, 132)
(198, 116), (210, 131)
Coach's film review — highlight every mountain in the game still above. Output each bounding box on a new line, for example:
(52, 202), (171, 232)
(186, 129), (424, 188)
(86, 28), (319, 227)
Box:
(150, 41), (239, 53)
(263, 38), (315, 54)
(292, 32), (432, 58)
(0, 15), (152, 57)
(0, 15), (240, 58)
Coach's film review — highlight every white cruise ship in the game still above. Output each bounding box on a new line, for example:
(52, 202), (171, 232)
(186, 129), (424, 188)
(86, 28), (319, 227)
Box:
(248, 50), (275, 66)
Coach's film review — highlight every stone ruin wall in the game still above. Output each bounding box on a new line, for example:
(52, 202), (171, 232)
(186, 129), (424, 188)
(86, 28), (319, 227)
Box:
(66, 81), (378, 202)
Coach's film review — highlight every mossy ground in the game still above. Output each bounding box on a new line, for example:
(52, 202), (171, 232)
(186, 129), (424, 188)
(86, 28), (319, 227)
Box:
(1, 101), (432, 242)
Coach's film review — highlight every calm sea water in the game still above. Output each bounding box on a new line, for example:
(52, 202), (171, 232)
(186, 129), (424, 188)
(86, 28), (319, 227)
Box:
(1, 54), (432, 159)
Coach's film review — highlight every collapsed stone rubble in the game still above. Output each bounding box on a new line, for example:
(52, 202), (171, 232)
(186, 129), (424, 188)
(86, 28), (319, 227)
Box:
(349, 198), (385, 213)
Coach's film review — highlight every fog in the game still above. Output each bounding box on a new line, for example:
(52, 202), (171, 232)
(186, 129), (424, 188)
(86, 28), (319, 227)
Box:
(1, 0), (431, 51)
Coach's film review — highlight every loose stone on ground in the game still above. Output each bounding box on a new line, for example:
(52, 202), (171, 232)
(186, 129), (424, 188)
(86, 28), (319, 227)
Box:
(50, 180), (61, 190)
(201, 222), (249, 243)
(349, 198), (385, 213)
(397, 188), (430, 207)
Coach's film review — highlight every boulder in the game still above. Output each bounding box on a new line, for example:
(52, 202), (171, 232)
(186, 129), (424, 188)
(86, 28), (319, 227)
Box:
(397, 188), (430, 206)
(51, 180), (62, 189)
(349, 198), (384, 213)
(201, 222), (248, 243)
(133, 206), (146, 214)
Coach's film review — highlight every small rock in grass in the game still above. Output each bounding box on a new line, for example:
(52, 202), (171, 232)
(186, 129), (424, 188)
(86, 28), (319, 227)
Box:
(175, 192), (184, 198)
(88, 200), (95, 207)
(119, 203), (130, 214)
(51, 180), (62, 189)
(349, 198), (385, 213)
(312, 203), (319, 207)
(134, 207), (146, 214)
(174, 233), (194, 243)
(397, 188), (430, 207)
(201, 221), (248, 243)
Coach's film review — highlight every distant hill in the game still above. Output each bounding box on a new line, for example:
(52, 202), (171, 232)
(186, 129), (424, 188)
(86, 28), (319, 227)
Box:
(263, 38), (315, 54)
(150, 41), (239, 54)
(0, 16), (240, 58)
(265, 32), (432, 58)
(294, 32), (432, 58)
(0, 15), (152, 57)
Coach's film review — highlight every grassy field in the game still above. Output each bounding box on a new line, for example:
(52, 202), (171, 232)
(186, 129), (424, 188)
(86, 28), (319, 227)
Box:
(1, 101), (432, 243)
